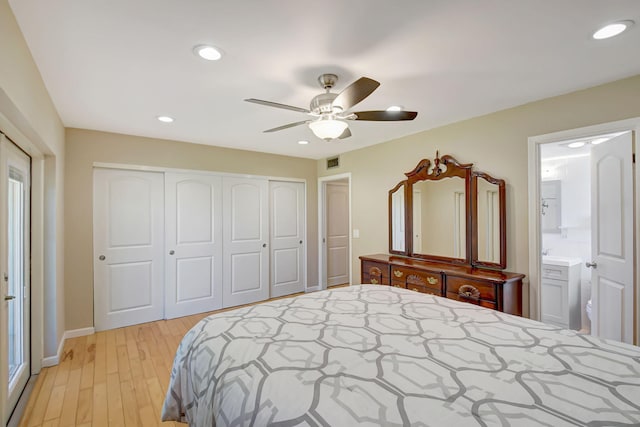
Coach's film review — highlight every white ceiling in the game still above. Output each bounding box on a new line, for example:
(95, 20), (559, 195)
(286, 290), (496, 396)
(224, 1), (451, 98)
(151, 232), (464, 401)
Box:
(9, 0), (640, 160)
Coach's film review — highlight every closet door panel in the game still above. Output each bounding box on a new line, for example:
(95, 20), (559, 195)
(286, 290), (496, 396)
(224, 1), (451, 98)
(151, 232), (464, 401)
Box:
(165, 173), (222, 319)
(93, 169), (164, 331)
(270, 181), (305, 297)
(223, 177), (269, 307)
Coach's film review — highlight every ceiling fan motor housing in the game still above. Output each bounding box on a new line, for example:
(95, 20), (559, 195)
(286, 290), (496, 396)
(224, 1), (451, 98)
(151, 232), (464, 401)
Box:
(310, 92), (340, 115)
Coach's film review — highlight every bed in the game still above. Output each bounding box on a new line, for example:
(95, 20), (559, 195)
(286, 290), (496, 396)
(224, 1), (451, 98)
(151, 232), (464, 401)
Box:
(162, 285), (640, 426)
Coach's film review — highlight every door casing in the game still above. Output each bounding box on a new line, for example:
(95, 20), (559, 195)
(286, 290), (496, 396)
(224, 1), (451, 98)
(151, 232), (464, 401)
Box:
(317, 173), (352, 291)
(527, 117), (640, 345)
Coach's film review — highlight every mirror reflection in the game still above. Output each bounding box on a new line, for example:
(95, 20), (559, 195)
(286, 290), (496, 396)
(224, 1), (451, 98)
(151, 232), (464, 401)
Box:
(390, 184), (405, 252)
(476, 177), (500, 264)
(412, 177), (466, 259)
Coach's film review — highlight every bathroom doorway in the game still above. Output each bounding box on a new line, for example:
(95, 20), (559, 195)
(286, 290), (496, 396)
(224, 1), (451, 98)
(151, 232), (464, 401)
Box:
(529, 121), (638, 345)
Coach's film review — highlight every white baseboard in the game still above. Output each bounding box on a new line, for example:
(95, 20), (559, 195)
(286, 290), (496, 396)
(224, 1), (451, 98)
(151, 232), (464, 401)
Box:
(41, 336), (64, 367)
(305, 285), (320, 292)
(41, 327), (96, 367)
(64, 327), (95, 339)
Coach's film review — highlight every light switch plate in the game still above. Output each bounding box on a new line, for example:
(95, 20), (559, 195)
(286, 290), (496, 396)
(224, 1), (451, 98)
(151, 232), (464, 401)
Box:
(353, 229), (360, 238)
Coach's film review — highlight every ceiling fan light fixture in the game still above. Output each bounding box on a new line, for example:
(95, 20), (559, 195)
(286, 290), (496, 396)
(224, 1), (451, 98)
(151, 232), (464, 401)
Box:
(193, 44), (223, 61)
(386, 105), (403, 111)
(309, 118), (348, 141)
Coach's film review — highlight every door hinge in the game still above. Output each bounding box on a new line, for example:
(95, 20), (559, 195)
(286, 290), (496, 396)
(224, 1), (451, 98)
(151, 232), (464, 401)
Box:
(633, 153), (636, 164)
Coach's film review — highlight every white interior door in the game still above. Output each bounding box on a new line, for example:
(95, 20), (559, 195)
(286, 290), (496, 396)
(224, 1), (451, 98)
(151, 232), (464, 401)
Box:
(326, 182), (349, 287)
(590, 132), (634, 343)
(0, 135), (31, 424)
(93, 169), (164, 331)
(223, 177), (269, 308)
(165, 173), (222, 319)
(270, 181), (305, 298)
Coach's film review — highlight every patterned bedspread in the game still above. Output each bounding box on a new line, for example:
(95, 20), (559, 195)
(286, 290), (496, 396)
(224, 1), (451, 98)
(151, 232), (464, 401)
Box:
(162, 285), (640, 426)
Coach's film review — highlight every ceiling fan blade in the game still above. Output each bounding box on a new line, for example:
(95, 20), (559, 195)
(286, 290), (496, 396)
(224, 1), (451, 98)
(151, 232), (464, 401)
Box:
(263, 120), (310, 133)
(332, 77), (380, 111)
(352, 110), (418, 121)
(338, 127), (352, 140)
(245, 98), (310, 114)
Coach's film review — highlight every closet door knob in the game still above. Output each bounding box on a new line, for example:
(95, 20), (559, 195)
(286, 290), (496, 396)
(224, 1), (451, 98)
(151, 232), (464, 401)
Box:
(98, 255), (106, 261)
(299, 240), (303, 244)
(169, 250), (175, 255)
(262, 243), (267, 248)
(585, 261), (597, 269)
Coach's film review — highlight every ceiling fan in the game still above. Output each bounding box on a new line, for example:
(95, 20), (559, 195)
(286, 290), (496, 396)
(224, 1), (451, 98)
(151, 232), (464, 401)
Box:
(245, 74), (418, 141)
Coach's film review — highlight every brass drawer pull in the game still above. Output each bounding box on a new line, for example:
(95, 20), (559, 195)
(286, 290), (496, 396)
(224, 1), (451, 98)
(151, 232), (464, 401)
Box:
(411, 287), (419, 292)
(458, 284), (480, 301)
(370, 278), (379, 284)
(393, 270), (403, 278)
(392, 284), (403, 288)
(427, 277), (438, 285)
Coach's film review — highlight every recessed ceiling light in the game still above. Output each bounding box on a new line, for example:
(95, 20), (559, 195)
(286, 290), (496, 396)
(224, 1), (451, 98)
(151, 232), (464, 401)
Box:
(567, 141), (585, 148)
(193, 45), (222, 61)
(386, 105), (403, 112)
(590, 137), (608, 145)
(593, 21), (634, 40)
(298, 140), (309, 145)
(157, 115), (174, 123)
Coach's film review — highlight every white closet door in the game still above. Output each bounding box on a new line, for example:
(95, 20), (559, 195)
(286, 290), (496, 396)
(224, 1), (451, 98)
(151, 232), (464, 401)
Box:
(270, 181), (305, 298)
(165, 173), (222, 319)
(223, 177), (269, 308)
(93, 169), (164, 331)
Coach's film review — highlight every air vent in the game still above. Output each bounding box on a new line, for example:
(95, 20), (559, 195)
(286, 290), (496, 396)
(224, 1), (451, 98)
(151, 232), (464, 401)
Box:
(326, 156), (340, 169)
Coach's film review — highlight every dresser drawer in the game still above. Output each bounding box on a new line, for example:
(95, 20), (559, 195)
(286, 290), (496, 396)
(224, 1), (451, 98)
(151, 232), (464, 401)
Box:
(391, 281), (407, 289)
(447, 292), (497, 310)
(407, 282), (442, 296)
(446, 276), (496, 302)
(390, 266), (442, 292)
(362, 260), (389, 285)
(541, 264), (569, 281)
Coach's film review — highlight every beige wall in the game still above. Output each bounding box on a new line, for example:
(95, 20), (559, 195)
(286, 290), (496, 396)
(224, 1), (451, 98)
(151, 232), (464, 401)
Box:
(319, 74), (640, 318)
(1, 0), (65, 361)
(64, 128), (318, 330)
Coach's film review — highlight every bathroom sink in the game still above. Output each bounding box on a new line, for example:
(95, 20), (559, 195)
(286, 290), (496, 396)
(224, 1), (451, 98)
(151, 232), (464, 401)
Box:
(542, 255), (582, 266)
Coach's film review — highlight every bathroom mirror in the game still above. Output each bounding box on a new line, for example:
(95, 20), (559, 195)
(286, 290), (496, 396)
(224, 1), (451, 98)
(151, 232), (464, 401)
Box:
(405, 153), (473, 264)
(541, 180), (561, 234)
(388, 181), (408, 254)
(472, 171), (506, 269)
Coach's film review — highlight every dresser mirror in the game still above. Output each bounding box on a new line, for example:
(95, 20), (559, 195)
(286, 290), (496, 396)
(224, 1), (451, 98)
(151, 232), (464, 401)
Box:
(388, 181), (408, 254)
(411, 177), (467, 259)
(472, 172), (506, 269)
(388, 152), (507, 269)
(405, 153), (473, 264)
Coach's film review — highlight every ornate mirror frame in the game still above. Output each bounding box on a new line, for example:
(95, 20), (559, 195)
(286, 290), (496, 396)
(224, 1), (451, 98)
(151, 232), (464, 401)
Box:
(388, 180), (409, 255)
(387, 152), (508, 270)
(405, 153), (473, 265)
(471, 171), (507, 269)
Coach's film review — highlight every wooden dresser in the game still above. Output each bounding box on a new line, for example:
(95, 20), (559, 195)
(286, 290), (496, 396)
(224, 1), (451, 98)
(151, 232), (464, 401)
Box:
(361, 254), (524, 316)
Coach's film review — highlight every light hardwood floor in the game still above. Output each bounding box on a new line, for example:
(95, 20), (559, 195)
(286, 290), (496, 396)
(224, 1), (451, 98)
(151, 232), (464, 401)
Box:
(17, 291), (310, 427)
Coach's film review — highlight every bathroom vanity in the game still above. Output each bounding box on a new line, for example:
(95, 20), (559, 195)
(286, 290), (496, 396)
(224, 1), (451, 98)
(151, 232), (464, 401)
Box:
(540, 256), (582, 329)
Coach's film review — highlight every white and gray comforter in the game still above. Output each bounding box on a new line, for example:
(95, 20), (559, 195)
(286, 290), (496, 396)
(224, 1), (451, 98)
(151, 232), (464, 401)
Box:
(162, 285), (640, 426)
